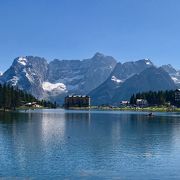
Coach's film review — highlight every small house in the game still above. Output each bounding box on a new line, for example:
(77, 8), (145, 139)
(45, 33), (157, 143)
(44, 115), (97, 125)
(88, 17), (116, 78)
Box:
(25, 102), (40, 108)
(120, 101), (130, 107)
(136, 99), (148, 107)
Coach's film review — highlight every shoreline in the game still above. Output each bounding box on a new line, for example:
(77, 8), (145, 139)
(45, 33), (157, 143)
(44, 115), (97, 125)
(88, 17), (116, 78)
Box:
(64, 106), (180, 112)
(0, 106), (51, 112)
(1, 106), (180, 113)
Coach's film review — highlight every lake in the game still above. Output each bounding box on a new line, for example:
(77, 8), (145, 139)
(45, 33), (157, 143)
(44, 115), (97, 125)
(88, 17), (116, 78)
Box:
(0, 109), (180, 179)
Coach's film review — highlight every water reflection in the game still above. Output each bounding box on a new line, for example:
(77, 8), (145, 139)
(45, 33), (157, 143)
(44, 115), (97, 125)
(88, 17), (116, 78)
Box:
(0, 110), (180, 178)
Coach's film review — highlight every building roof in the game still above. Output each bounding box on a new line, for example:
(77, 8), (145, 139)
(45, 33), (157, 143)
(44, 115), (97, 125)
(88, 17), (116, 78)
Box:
(66, 95), (90, 98)
(120, 101), (129, 103)
(136, 99), (147, 101)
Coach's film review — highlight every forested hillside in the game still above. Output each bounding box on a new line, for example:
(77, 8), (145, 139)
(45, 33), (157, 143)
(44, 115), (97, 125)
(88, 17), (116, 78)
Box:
(130, 90), (179, 106)
(0, 84), (56, 110)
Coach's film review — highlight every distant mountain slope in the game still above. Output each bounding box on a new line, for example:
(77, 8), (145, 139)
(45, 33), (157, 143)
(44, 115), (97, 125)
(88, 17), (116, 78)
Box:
(161, 64), (180, 87)
(110, 59), (154, 83)
(0, 53), (178, 105)
(0, 53), (116, 103)
(89, 59), (154, 105)
(47, 52), (117, 94)
(90, 67), (177, 105)
(0, 56), (48, 98)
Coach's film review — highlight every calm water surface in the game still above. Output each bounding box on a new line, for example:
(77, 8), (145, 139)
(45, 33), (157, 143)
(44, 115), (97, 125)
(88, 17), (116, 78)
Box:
(0, 109), (180, 179)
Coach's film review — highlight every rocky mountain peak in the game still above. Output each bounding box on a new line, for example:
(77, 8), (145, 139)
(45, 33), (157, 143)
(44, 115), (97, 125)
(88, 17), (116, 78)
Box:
(0, 53), (116, 103)
(138, 59), (153, 65)
(161, 64), (177, 74)
(93, 52), (105, 58)
(91, 52), (117, 64)
(17, 57), (27, 66)
(1, 53), (179, 104)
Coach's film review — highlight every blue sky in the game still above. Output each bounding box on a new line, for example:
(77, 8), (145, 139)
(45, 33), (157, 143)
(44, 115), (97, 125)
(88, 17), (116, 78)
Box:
(0, 0), (180, 71)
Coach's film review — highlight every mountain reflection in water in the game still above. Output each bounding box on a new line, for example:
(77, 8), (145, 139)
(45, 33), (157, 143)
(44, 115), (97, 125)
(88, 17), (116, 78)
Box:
(0, 109), (180, 179)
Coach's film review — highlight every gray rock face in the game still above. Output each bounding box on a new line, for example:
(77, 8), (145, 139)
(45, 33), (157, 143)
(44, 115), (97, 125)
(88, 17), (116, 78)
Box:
(0, 53), (178, 105)
(0, 53), (117, 103)
(161, 64), (177, 74)
(111, 59), (154, 82)
(112, 67), (177, 104)
(89, 59), (154, 105)
(47, 53), (116, 94)
(161, 64), (180, 87)
(0, 56), (48, 98)
(89, 66), (177, 105)
(0, 72), (2, 76)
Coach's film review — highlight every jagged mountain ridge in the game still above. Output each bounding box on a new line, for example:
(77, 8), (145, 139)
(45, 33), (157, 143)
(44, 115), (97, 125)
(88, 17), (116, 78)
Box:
(90, 66), (177, 105)
(110, 59), (154, 83)
(47, 53), (116, 94)
(88, 59), (155, 105)
(0, 56), (48, 97)
(161, 64), (180, 86)
(0, 53), (117, 103)
(0, 53), (179, 105)
(112, 67), (177, 104)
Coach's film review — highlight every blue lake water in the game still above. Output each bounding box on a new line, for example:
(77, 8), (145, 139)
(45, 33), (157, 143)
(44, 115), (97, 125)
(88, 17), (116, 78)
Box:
(0, 109), (180, 179)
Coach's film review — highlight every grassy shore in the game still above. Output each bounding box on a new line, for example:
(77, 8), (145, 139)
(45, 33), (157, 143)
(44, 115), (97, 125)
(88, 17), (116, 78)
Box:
(1, 106), (180, 113)
(92, 106), (180, 112)
(0, 106), (47, 112)
(66, 106), (180, 112)
(17, 106), (45, 110)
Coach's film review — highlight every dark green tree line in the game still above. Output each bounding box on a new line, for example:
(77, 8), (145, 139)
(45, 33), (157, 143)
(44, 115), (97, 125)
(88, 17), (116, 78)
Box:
(130, 90), (178, 106)
(0, 84), (56, 110)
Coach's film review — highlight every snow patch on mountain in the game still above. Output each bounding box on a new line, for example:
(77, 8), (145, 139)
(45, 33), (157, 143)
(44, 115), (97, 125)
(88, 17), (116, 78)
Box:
(18, 57), (27, 66)
(146, 62), (151, 65)
(171, 74), (180, 84)
(42, 82), (67, 92)
(161, 64), (180, 86)
(9, 76), (19, 86)
(172, 77), (179, 83)
(0, 72), (3, 76)
(144, 59), (153, 65)
(111, 76), (123, 83)
(22, 69), (33, 83)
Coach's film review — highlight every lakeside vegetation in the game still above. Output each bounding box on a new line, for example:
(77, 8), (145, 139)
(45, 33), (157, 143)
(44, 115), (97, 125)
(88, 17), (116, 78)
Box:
(130, 90), (180, 107)
(1, 84), (180, 113)
(0, 84), (56, 111)
(89, 106), (180, 112)
(86, 90), (180, 112)
(67, 90), (180, 112)
(65, 105), (180, 112)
